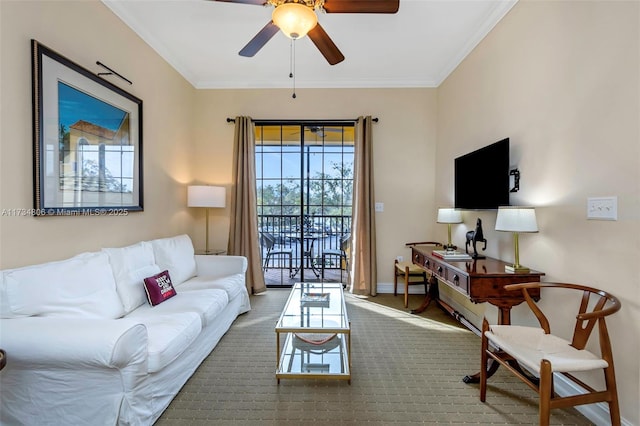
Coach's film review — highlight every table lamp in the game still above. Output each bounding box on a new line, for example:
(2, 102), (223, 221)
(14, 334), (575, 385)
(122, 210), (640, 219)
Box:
(495, 206), (538, 272)
(437, 208), (463, 251)
(187, 185), (226, 254)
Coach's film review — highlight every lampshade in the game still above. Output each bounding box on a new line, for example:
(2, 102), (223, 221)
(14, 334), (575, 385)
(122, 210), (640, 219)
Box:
(437, 208), (463, 224)
(272, 2), (318, 39)
(495, 206), (538, 233)
(187, 185), (226, 208)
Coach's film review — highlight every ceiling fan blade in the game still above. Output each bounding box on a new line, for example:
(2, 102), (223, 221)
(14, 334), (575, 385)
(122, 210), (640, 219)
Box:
(323, 0), (399, 14)
(239, 21), (279, 57)
(308, 24), (345, 65)
(210, 0), (267, 5)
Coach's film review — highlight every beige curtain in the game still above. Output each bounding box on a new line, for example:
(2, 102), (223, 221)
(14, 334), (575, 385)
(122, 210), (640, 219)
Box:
(227, 116), (266, 294)
(349, 116), (377, 296)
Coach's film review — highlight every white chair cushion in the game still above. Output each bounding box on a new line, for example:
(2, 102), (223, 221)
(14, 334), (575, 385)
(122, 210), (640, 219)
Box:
(179, 274), (245, 300)
(134, 312), (202, 373)
(4, 252), (124, 319)
(103, 242), (161, 314)
(150, 235), (197, 286)
(127, 289), (228, 328)
(486, 325), (609, 374)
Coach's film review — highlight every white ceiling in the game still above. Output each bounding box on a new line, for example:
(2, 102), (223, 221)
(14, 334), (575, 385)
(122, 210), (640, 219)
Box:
(102, 0), (517, 89)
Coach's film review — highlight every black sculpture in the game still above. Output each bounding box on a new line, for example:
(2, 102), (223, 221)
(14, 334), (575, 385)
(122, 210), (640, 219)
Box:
(465, 218), (487, 259)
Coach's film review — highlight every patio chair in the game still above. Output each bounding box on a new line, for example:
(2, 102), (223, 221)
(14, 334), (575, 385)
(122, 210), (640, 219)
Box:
(260, 231), (293, 278)
(321, 234), (351, 285)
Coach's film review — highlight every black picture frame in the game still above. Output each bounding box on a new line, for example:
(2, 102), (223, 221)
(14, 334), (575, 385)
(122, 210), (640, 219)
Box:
(32, 39), (143, 216)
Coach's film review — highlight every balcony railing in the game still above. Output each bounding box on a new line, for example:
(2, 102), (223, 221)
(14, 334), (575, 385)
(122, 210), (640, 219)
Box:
(258, 214), (351, 284)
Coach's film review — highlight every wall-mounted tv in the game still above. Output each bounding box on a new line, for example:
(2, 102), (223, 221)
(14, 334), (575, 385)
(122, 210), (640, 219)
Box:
(454, 138), (510, 210)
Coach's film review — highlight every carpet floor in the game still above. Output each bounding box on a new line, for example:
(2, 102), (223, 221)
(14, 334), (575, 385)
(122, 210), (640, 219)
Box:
(156, 290), (593, 425)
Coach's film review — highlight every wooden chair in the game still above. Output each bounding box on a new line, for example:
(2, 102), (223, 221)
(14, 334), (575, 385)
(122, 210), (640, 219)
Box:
(480, 282), (621, 426)
(260, 231), (293, 278)
(394, 241), (442, 308)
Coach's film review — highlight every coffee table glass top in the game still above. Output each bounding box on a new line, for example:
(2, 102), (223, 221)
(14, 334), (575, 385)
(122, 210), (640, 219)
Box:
(276, 282), (349, 331)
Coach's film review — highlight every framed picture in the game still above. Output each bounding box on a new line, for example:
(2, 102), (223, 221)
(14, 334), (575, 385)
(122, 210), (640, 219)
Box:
(32, 39), (143, 216)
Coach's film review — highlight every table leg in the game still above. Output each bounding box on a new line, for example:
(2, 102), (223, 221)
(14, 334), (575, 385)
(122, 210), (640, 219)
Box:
(410, 275), (439, 314)
(276, 331), (280, 384)
(463, 306), (512, 384)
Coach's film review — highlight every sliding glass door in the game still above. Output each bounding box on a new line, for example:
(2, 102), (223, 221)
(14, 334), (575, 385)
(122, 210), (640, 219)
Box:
(255, 122), (354, 287)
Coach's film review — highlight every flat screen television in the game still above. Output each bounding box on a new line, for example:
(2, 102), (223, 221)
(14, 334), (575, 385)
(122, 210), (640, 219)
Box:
(454, 138), (510, 210)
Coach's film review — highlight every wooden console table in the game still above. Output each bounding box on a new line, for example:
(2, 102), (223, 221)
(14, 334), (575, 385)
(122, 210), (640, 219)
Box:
(410, 245), (544, 382)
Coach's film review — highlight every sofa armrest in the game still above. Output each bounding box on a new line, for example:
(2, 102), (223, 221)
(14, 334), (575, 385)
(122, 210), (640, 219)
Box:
(0, 317), (147, 369)
(195, 255), (247, 278)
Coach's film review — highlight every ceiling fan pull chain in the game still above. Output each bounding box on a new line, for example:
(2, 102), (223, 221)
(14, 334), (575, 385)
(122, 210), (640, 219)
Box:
(290, 38), (297, 99)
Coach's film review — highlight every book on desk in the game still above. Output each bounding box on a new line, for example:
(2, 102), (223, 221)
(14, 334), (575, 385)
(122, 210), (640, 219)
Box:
(431, 250), (472, 261)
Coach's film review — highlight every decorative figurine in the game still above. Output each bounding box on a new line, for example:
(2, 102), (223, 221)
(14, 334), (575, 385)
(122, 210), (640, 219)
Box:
(465, 218), (487, 259)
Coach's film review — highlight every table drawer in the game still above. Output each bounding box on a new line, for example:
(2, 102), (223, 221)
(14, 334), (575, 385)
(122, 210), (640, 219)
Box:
(447, 267), (469, 295)
(431, 260), (446, 279)
(412, 251), (424, 268)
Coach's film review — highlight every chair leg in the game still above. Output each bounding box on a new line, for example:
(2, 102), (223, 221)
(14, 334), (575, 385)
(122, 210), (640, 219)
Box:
(480, 318), (489, 402)
(393, 261), (398, 296)
(263, 254), (271, 272)
(604, 365), (621, 426)
(422, 272), (428, 295)
(288, 254), (293, 278)
(404, 266), (410, 308)
(539, 359), (552, 426)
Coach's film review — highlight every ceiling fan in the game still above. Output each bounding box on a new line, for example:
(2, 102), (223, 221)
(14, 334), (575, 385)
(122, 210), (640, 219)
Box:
(291, 125), (344, 138)
(212, 0), (400, 65)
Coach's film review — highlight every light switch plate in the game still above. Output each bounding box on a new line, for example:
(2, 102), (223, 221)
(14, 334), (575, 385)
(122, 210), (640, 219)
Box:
(587, 197), (617, 220)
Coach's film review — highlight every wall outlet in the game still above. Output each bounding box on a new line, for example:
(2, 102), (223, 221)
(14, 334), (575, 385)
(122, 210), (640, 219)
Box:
(375, 202), (384, 212)
(587, 196), (617, 220)
(396, 255), (403, 262)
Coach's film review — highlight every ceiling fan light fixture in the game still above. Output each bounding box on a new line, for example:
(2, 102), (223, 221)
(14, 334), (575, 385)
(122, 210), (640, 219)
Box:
(272, 2), (318, 39)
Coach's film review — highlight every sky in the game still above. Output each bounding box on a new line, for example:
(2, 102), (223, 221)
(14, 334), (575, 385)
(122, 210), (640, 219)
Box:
(58, 82), (127, 132)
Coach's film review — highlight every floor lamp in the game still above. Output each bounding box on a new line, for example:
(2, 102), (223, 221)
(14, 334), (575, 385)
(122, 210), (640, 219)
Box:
(187, 185), (226, 254)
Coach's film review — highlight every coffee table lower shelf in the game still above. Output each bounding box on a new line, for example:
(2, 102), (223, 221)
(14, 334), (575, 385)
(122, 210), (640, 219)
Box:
(276, 332), (351, 384)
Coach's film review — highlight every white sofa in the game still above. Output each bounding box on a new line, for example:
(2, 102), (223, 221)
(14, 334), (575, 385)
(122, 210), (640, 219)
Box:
(0, 234), (250, 425)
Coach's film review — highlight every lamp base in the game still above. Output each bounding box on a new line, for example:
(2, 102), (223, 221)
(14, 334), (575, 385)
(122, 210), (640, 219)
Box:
(505, 264), (530, 273)
(443, 244), (457, 252)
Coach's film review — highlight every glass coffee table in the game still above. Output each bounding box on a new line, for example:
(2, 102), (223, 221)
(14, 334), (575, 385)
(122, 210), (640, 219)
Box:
(275, 282), (351, 383)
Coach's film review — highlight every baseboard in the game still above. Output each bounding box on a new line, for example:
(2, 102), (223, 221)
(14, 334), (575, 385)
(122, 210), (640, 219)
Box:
(554, 374), (631, 426)
(376, 282), (425, 295)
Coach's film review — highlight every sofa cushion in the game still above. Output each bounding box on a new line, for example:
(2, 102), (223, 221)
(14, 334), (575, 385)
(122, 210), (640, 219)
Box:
(103, 242), (160, 313)
(4, 252), (124, 319)
(0, 272), (24, 319)
(135, 312), (201, 373)
(180, 274), (245, 301)
(150, 235), (197, 286)
(128, 289), (228, 328)
(143, 270), (177, 306)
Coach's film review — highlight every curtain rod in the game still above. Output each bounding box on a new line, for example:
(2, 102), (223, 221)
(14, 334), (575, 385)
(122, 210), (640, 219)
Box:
(225, 118), (379, 124)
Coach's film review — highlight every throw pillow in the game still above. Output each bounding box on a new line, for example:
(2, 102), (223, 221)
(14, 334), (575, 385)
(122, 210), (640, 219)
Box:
(143, 270), (177, 306)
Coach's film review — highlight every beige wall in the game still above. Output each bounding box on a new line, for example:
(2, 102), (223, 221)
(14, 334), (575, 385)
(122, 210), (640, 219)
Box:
(0, 0), (196, 268)
(436, 1), (639, 423)
(191, 88), (439, 280)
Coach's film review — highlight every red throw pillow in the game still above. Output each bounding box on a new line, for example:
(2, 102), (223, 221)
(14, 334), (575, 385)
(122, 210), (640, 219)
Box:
(143, 270), (177, 306)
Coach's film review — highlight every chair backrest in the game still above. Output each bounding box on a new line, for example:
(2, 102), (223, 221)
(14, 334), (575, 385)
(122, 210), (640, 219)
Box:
(405, 241), (443, 248)
(339, 234), (351, 252)
(260, 231), (276, 252)
(504, 282), (621, 352)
